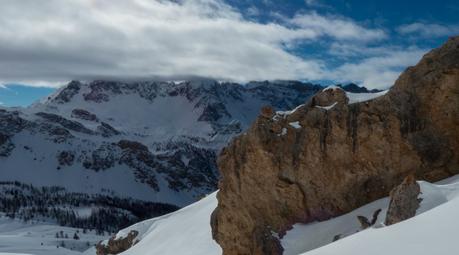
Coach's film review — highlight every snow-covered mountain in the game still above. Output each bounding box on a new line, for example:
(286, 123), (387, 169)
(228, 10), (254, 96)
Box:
(0, 79), (325, 231)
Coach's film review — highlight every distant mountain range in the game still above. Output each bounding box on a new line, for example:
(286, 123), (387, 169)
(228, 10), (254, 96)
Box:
(0, 79), (378, 232)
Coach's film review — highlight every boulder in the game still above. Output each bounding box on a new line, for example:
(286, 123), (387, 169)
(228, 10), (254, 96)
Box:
(96, 230), (139, 255)
(385, 175), (422, 225)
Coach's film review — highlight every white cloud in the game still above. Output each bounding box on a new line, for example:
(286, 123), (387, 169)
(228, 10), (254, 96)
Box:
(330, 47), (426, 89)
(290, 12), (387, 42)
(0, 0), (392, 88)
(246, 6), (260, 16)
(397, 23), (459, 38)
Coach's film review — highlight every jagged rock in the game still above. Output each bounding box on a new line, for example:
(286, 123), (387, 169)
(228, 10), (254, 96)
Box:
(57, 151), (75, 166)
(371, 209), (382, 225)
(52, 80), (81, 103)
(41, 124), (73, 143)
(36, 112), (94, 134)
(83, 144), (118, 171)
(212, 36), (459, 254)
(117, 140), (159, 191)
(385, 175), (422, 226)
(84, 80), (123, 103)
(96, 230), (139, 255)
(0, 133), (14, 157)
(311, 86), (348, 107)
(260, 106), (275, 119)
(198, 102), (231, 122)
(97, 122), (120, 137)
(117, 140), (149, 152)
(357, 215), (371, 229)
(0, 110), (30, 134)
(357, 208), (382, 229)
(71, 109), (99, 122)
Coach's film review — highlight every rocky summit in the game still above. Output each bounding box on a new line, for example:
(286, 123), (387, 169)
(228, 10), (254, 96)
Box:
(211, 36), (459, 255)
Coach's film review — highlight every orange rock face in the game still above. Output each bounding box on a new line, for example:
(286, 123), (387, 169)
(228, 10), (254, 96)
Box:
(211, 36), (459, 255)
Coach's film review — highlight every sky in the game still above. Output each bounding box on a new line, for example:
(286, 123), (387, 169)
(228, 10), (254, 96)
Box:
(0, 0), (458, 106)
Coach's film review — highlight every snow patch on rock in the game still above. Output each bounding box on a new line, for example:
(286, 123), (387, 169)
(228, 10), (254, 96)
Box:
(346, 90), (388, 104)
(289, 122), (301, 129)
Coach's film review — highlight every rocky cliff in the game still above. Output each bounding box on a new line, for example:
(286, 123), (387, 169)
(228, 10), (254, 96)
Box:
(211, 36), (459, 254)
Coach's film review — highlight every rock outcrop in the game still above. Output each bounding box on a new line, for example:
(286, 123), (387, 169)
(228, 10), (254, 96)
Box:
(385, 175), (422, 225)
(71, 108), (99, 122)
(357, 208), (382, 229)
(96, 230), (139, 255)
(212, 36), (459, 255)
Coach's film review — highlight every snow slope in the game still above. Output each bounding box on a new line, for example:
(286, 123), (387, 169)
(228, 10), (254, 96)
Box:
(97, 175), (459, 255)
(301, 179), (459, 255)
(0, 215), (103, 255)
(116, 192), (221, 255)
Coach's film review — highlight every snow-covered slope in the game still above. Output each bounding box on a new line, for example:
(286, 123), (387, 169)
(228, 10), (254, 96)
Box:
(118, 193), (220, 255)
(0, 214), (103, 255)
(100, 175), (459, 255)
(298, 176), (459, 255)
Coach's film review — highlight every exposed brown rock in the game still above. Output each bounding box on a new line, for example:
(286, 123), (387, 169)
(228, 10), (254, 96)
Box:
(96, 230), (139, 255)
(212, 36), (459, 255)
(385, 175), (422, 225)
(260, 106), (275, 119)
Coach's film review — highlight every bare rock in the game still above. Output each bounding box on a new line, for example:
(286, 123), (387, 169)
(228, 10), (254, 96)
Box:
(96, 230), (139, 255)
(0, 133), (14, 157)
(52, 81), (81, 103)
(212, 36), (459, 255)
(57, 151), (75, 166)
(385, 175), (422, 226)
(71, 109), (99, 122)
(260, 106), (275, 119)
(311, 86), (348, 107)
(36, 112), (94, 135)
(357, 208), (381, 230)
(357, 215), (371, 229)
(97, 122), (121, 137)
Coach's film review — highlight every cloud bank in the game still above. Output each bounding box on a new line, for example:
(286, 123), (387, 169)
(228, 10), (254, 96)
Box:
(0, 0), (431, 89)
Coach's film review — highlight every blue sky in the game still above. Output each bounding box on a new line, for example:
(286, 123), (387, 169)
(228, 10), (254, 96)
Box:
(0, 85), (55, 107)
(0, 0), (458, 107)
